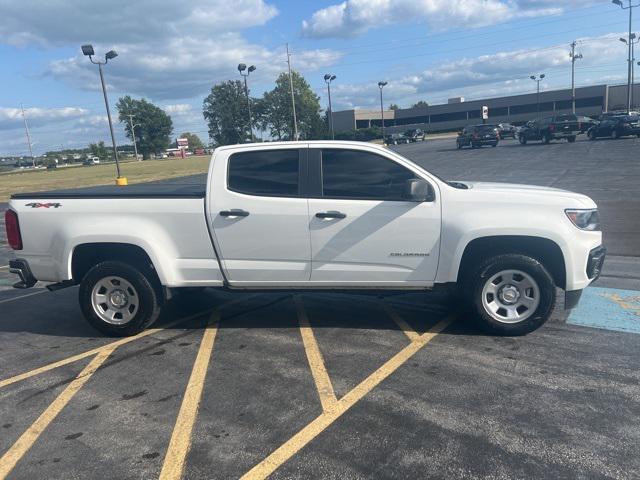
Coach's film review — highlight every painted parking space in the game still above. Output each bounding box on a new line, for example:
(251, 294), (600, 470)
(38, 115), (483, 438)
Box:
(568, 286), (640, 334)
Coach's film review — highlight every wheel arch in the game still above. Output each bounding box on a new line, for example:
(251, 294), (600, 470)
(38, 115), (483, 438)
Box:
(71, 242), (164, 288)
(456, 235), (566, 289)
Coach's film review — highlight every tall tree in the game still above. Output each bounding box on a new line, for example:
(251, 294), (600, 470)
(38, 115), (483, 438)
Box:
(257, 71), (325, 140)
(89, 141), (108, 159)
(116, 96), (173, 159)
(389, 103), (400, 111)
(203, 80), (249, 146)
(179, 132), (205, 151)
(412, 100), (429, 109)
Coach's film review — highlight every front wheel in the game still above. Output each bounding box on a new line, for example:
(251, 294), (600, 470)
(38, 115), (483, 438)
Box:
(567, 136), (576, 143)
(612, 129), (619, 139)
(466, 254), (556, 335)
(519, 136), (527, 145)
(588, 130), (596, 140)
(543, 133), (551, 144)
(79, 261), (163, 336)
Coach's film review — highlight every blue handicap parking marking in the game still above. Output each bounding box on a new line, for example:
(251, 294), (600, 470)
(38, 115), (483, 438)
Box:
(568, 287), (640, 334)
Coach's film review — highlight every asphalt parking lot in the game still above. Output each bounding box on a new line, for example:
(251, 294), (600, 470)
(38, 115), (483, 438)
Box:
(1, 136), (639, 479)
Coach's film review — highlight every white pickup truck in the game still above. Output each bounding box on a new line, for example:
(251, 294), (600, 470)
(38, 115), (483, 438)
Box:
(5, 141), (605, 336)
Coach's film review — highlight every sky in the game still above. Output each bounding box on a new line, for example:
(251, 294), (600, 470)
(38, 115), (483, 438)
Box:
(0, 0), (636, 157)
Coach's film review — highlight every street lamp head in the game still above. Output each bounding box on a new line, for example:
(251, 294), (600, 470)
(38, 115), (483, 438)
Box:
(530, 75), (536, 80)
(105, 50), (118, 60)
(248, 65), (256, 73)
(540, 74), (545, 79)
(324, 74), (332, 80)
(331, 75), (336, 81)
(81, 44), (95, 56)
(378, 81), (387, 88)
(612, 0), (623, 6)
(631, 33), (637, 40)
(620, 37), (628, 43)
(238, 63), (247, 72)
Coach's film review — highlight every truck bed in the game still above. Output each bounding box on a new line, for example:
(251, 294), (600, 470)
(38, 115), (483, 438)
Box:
(11, 182), (206, 199)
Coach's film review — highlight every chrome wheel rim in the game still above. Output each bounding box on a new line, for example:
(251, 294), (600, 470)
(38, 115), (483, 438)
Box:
(91, 276), (139, 325)
(481, 269), (540, 324)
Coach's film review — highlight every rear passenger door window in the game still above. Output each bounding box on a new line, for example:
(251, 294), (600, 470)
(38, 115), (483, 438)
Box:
(228, 149), (299, 197)
(321, 149), (417, 201)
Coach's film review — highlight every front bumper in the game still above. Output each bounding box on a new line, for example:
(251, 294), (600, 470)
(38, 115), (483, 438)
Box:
(9, 258), (37, 289)
(564, 245), (606, 310)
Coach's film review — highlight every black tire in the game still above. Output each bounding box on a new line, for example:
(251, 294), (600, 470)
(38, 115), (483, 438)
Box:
(543, 133), (551, 144)
(567, 136), (576, 143)
(519, 136), (527, 145)
(491, 142), (498, 147)
(471, 143), (479, 149)
(588, 130), (596, 140)
(465, 254), (556, 336)
(612, 129), (619, 139)
(79, 261), (162, 336)
(456, 142), (462, 149)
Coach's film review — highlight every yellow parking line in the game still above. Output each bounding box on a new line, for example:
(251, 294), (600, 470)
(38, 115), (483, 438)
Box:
(294, 296), (337, 413)
(0, 310), (212, 390)
(240, 312), (457, 480)
(379, 302), (420, 341)
(0, 344), (117, 480)
(159, 311), (220, 480)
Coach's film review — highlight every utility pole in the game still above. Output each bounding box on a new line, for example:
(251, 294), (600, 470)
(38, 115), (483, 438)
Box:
(20, 104), (35, 167)
(378, 81), (388, 142)
(569, 41), (583, 114)
(530, 74), (545, 118)
(127, 114), (140, 161)
(286, 43), (299, 141)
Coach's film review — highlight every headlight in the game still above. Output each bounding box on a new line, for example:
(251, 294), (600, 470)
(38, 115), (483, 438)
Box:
(565, 209), (600, 231)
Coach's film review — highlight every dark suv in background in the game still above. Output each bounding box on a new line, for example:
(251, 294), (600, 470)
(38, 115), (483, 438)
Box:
(587, 114), (640, 139)
(456, 124), (500, 149)
(518, 114), (581, 144)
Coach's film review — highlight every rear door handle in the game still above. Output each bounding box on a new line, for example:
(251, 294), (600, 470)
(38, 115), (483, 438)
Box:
(315, 211), (346, 219)
(220, 209), (250, 217)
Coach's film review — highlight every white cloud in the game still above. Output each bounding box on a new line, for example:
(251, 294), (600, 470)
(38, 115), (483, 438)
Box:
(328, 33), (627, 109)
(0, 106), (87, 130)
(302, 0), (597, 38)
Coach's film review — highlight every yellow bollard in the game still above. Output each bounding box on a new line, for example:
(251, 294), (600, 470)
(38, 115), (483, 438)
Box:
(115, 177), (128, 186)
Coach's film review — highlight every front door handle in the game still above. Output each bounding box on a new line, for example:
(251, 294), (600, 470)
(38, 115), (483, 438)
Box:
(315, 211), (346, 219)
(220, 209), (250, 217)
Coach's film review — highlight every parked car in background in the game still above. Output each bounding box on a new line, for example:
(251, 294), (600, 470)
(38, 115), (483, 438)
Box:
(497, 123), (517, 139)
(576, 116), (596, 133)
(385, 133), (410, 145)
(456, 124), (500, 149)
(404, 129), (426, 142)
(587, 114), (640, 140)
(518, 115), (580, 144)
(83, 157), (100, 166)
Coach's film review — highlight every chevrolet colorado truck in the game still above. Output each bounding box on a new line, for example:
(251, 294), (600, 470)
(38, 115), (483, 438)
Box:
(518, 114), (581, 144)
(5, 141), (605, 337)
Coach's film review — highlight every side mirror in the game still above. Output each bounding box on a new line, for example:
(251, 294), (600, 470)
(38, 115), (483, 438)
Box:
(404, 179), (434, 202)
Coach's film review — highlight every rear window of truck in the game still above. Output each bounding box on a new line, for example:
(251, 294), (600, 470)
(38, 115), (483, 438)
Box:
(228, 149), (299, 197)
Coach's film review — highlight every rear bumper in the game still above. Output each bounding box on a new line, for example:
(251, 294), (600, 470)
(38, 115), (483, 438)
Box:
(9, 258), (37, 289)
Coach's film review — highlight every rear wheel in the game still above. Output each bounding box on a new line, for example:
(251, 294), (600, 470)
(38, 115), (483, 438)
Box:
(543, 133), (551, 144)
(466, 254), (556, 335)
(588, 130), (597, 140)
(567, 136), (576, 143)
(519, 136), (527, 145)
(79, 261), (163, 336)
(612, 129), (620, 139)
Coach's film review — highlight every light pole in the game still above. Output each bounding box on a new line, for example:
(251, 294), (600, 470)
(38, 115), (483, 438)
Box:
(378, 81), (388, 142)
(238, 63), (256, 142)
(620, 35), (640, 109)
(569, 41), (583, 114)
(530, 74), (546, 118)
(324, 74), (336, 140)
(81, 44), (126, 185)
(612, 0), (640, 113)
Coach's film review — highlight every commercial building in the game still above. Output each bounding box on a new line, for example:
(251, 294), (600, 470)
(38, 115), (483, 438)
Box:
(332, 83), (640, 134)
